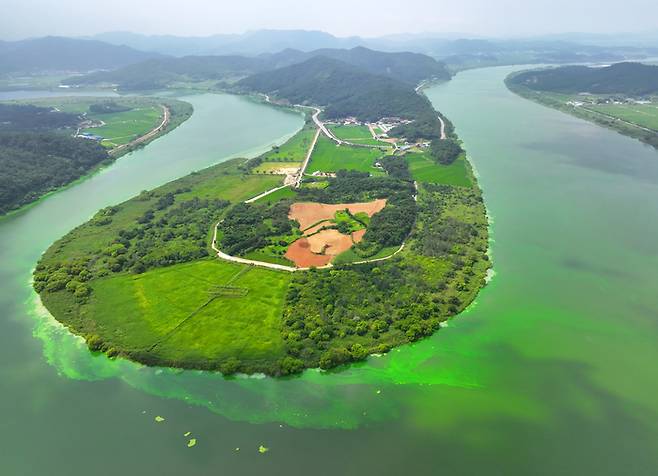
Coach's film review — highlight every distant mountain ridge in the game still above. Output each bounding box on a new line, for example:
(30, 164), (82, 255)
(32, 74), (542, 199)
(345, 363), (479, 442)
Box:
(64, 46), (450, 90)
(0, 37), (162, 74)
(509, 62), (658, 95)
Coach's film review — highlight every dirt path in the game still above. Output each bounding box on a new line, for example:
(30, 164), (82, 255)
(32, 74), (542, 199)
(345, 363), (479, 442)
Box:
(110, 105), (170, 155)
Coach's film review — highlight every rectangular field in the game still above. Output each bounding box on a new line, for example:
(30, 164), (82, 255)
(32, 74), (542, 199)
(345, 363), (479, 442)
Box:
(83, 106), (163, 147)
(589, 103), (658, 131)
(329, 124), (383, 146)
(307, 135), (385, 175)
(88, 259), (290, 363)
(405, 152), (472, 187)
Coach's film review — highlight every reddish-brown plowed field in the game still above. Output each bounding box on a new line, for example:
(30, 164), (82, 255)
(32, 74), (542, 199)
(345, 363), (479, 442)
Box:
(303, 221), (329, 236)
(285, 238), (333, 268)
(290, 199), (387, 231)
(307, 229), (353, 255)
(351, 229), (367, 243)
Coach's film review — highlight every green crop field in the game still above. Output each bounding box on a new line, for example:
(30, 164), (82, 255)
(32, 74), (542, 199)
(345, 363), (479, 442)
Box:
(83, 106), (163, 147)
(252, 186), (297, 204)
(589, 103), (658, 131)
(73, 259), (290, 365)
(307, 135), (385, 175)
(329, 124), (383, 146)
(405, 152), (472, 187)
(262, 125), (317, 162)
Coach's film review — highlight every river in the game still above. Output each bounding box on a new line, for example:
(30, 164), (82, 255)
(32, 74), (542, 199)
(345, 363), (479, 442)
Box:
(2, 67), (658, 475)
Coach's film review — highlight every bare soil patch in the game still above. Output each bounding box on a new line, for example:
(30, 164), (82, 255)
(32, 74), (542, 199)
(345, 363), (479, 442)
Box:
(285, 238), (333, 268)
(351, 229), (367, 243)
(290, 199), (387, 231)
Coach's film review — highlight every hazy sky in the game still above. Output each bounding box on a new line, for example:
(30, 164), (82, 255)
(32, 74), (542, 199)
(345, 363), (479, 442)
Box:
(1, 0), (657, 40)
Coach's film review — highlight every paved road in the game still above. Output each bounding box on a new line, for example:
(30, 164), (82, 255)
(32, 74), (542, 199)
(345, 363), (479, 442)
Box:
(438, 115), (447, 140)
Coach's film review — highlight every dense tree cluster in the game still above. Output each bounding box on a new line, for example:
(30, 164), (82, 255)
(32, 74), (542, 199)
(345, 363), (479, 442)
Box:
(279, 182), (489, 372)
(430, 139), (463, 165)
(0, 132), (109, 214)
(88, 102), (132, 114)
(220, 199), (296, 255)
(34, 194), (231, 299)
(0, 104), (79, 131)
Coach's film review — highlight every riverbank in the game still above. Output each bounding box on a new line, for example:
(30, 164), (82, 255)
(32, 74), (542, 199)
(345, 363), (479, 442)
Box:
(505, 72), (658, 149)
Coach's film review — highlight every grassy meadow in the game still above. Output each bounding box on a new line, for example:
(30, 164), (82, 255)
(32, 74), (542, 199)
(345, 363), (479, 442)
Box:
(307, 135), (385, 175)
(405, 152), (473, 187)
(329, 124), (383, 146)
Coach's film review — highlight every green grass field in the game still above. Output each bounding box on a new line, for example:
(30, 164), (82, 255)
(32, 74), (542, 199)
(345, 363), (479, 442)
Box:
(83, 106), (163, 147)
(253, 186), (297, 204)
(307, 135), (385, 175)
(261, 125), (317, 162)
(84, 259), (290, 365)
(405, 152), (473, 187)
(329, 124), (383, 146)
(589, 103), (658, 131)
(16, 97), (167, 148)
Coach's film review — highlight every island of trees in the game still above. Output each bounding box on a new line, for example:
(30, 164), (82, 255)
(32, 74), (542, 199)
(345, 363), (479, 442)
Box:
(33, 51), (490, 376)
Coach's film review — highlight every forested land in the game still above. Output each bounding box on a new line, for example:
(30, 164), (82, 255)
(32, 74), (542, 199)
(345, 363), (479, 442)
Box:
(508, 62), (658, 95)
(0, 99), (192, 215)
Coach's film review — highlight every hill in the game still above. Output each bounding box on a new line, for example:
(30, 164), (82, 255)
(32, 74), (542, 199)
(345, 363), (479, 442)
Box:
(265, 46), (451, 84)
(237, 56), (433, 122)
(509, 62), (658, 96)
(0, 37), (162, 74)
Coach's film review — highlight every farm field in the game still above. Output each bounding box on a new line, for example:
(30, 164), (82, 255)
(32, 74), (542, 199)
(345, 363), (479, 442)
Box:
(405, 152), (472, 187)
(329, 124), (383, 146)
(253, 161), (301, 174)
(261, 124), (317, 162)
(307, 135), (385, 175)
(83, 106), (163, 147)
(252, 185), (297, 204)
(588, 103), (658, 131)
(43, 259), (290, 368)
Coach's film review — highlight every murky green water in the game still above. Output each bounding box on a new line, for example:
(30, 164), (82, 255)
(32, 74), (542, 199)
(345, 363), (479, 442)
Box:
(2, 68), (658, 475)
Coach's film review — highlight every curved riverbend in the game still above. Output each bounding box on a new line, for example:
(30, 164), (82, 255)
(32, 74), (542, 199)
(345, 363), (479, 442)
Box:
(2, 68), (658, 474)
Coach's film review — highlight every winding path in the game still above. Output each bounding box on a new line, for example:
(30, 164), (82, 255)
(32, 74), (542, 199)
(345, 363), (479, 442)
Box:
(438, 115), (447, 140)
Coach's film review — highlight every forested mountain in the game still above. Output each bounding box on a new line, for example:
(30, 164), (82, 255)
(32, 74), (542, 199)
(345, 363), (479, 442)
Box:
(237, 56), (433, 122)
(64, 47), (449, 90)
(509, 62), (658, 95)
(265, 47), (451, 84)
(0, 37), (162, 74)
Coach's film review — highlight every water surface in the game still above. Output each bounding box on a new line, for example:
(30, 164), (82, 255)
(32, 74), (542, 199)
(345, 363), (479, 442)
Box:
(2, 69), (658, 475)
